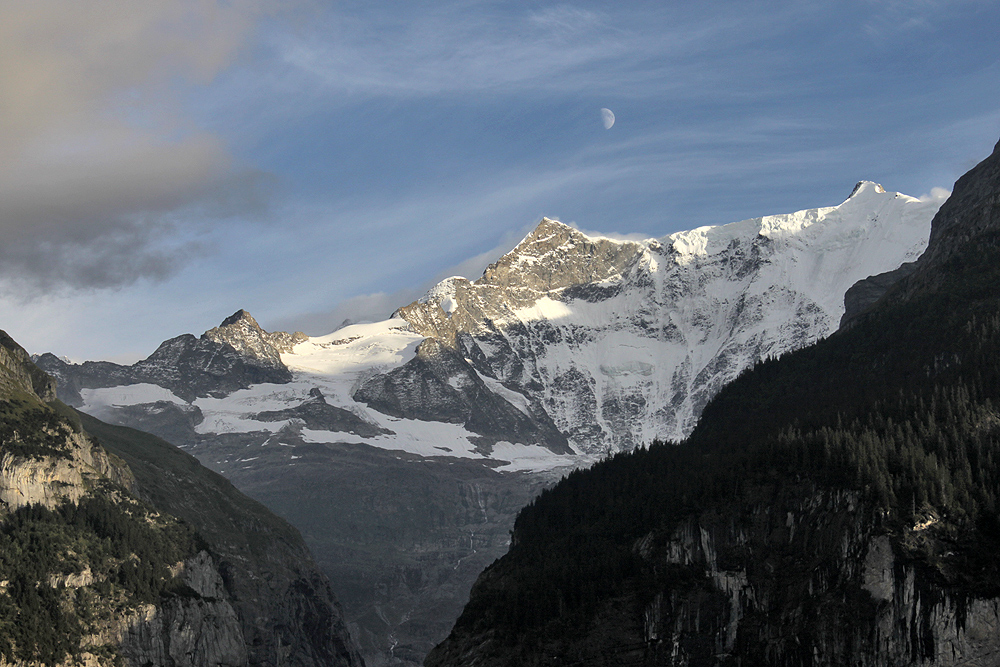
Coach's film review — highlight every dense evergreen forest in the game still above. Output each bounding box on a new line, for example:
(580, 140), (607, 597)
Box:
(0, 397), (77, 460)
(431, 148), (1000, 664)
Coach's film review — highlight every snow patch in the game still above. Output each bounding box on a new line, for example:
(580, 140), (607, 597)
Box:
(514, 297), (573, 322)
(300, 421), (485, 459)
(81, 384), (187, 409)
(490, 442), (578, 472)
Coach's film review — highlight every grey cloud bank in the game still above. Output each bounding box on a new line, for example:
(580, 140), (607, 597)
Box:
(0, 0), (279, 290)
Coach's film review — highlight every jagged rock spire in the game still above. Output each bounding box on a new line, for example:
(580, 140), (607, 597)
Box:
(203, 310), (308, 369)
(219, 309), (260, 328)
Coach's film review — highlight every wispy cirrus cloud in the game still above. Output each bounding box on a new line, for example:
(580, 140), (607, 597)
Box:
(275, 3), (775, 100)
(860, 0), (989, 37)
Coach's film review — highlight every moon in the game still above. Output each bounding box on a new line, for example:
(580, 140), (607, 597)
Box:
(600, 108), (615, 129)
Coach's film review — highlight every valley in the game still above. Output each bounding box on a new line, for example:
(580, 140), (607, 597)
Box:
(4, 4), (996, 666)
(36, 181), (941, 666)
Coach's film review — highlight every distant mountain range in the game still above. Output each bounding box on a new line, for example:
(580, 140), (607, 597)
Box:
(42, 181), (936, 464)
(36, 179), (942, 666)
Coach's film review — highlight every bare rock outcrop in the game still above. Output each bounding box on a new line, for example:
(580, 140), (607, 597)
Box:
(203, 309), (307, 369)
(35, 310), (303, 407)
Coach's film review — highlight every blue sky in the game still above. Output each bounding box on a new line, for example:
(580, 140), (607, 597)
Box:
(1, 0), (999, 362)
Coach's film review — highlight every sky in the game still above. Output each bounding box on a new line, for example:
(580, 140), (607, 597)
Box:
(1, 0), (999, 363)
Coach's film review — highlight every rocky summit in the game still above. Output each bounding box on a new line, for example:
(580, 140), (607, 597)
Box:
(203, 309), (308, 370)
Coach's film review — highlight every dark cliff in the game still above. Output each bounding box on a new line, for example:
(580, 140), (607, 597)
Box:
(841, 135), (1000, 326)
(426, 137), (1000, 666)
(911, 137), (1000, 275)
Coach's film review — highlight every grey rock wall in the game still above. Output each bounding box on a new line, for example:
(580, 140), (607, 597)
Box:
(637, 490), (1000, 666)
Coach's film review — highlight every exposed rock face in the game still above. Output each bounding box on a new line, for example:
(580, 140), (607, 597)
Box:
(19, 552), (251, 667)
(394, 219), (641, 345)
(83, 400), (205, 445)
(131, 332), (293, 400)
(35, 310), (301, 406)
(630, 491), (1000, 666)
(0, 430), (118, 510)
(204, 309), (308, 369)
(1, 330), (134, 511)
(120, 598), (247, 667)
(917, 137), (1000, 271)
(1, 329), (57, 401)
(638, 491), (1000, 666)
(119, 552), (248, 667)
(253, 388), (390, 438)
(839, 261), (917, 329)
(353, 337), (569, 453)
(891, 137), (1000, 303)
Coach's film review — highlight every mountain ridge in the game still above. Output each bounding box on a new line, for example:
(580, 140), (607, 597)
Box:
(392, 181), (938, 451)
(38, 182), (940, 462)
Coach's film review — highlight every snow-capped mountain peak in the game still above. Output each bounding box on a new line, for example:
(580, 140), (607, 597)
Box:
(847, 180), (886, 199)
(52, 184), (943, 470)
(392, 184), (941, 453)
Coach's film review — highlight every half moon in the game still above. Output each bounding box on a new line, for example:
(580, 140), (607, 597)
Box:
(600, 108), (615, 129)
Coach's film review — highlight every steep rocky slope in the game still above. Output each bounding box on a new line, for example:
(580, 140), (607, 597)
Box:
(426, 138), (1000, 666)
(37, 309), (299, 406)
(0, 331), (362, 667)
(203, 309), (308, 369)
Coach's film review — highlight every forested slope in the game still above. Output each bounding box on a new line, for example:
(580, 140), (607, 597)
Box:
(0, 329), (362, 667)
